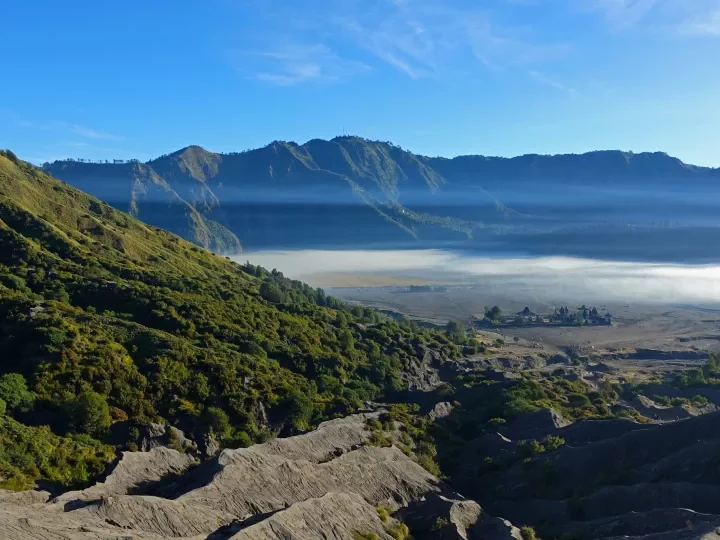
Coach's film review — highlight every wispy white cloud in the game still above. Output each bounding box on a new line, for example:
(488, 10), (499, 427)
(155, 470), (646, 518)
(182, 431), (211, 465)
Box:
(69, 124), (123, 140)
(466, 20), (573, 69)
(678, 8), (720, 36)
(241, 0), (572, 83)
(339, 2), (573, 78)
(585, 0), (720, 36)
(238, 44), (370, 86)
(255, 63), (323, 86)
(336, 17), (436, 79)
(0, 110), (127, 164)
(589, 0), (663, 29)
(5, 112), (124, 141)
(528, 70), (576, 94)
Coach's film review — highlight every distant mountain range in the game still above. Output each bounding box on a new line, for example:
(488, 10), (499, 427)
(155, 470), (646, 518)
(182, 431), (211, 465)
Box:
(45, 137), (720, 257)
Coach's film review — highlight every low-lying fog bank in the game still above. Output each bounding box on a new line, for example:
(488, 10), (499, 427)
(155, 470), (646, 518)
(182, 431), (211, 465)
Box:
(235, 250), (720, 306)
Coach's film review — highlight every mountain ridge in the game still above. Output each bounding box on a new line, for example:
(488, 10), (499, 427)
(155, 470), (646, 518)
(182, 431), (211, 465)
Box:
(47, 137), (718, 178)
(45, 137), (720, 254)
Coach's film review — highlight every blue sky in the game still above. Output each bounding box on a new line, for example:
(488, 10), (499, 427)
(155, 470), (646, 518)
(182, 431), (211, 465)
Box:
(2, 0), (720, 166)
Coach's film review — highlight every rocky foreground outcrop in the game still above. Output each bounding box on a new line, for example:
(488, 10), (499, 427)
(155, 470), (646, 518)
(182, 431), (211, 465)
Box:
(456, 409), (720, 540)
(0, 413), (516, 540)
(5, 409), (720, 539)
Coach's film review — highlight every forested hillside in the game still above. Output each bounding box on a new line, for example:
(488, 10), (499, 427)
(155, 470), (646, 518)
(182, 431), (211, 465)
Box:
(0, 150), (463, 489)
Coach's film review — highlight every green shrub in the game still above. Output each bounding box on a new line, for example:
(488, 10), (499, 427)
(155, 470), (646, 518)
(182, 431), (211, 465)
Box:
(651, 394), (671, 406)
(227, 430), (253, 448)
(416, 453), (441, 476)
(435, 383), (455, 398)
(505, 398), (539, 417)
(0, 274), (29, 292)
(567, 393), (591, 408)
(0, 416), (114, 490)
(368, 431), (393, 447)
(530, 440), (546, 455)
(543, 435), (565, 451)
(387, 522), (410, 540)
(281, 389), (314, 431)
(0, 374), (35, 414)
(3, 150), (19, 164)
(72, 391), (111, 437)
(376, 505), (391, 523)
(205, 407), (231, 439)
(445, 320), (466, 344)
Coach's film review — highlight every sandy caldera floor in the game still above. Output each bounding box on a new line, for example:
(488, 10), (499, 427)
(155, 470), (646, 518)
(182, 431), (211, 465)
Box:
(322, 277), (720, 353)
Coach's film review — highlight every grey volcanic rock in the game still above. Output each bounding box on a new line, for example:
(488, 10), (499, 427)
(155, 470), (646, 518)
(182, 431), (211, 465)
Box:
(499, 408), (570, 441)
(0, 489), (49, 505)
(68, 495), (235, 537)
(179, 445), (442, 517)
(490, 482), (720, 535)
(629, 348), (707, 361)
(547, 354), (571, 365)
(482, 413), (720, 503)
(457, 432), (516, 470)
(574, 482), (720, 521)
(482, 369), (522, 383)
(0, 500), (183, 539)
(604, 523), (720, 540)
(631, 395), (694, 421)
(557, 416), (646, 446)
(138, 423), (195, 452)
(563, 508), (720, 539)
(455, 414), (647, 483)
(428, 402), (454, 421)
(399, 493), (483, 539)
(0, 412), (521, 540)
(469, 517), (524, 539)
(220, 412), (382, 464)
(404, 345), (443, 392)
(200, 433), (221, 458)
(54, 447), (196, 503)
(229, 492), (396, 540)
(587, 362), (619, 374)
(254, 401), (269, 428)
(462, 411), (720, 540)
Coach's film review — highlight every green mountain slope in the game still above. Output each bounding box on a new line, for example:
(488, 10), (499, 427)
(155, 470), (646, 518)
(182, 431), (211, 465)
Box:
(47, 156), (241, 253)
(0, 150), (463, 489)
